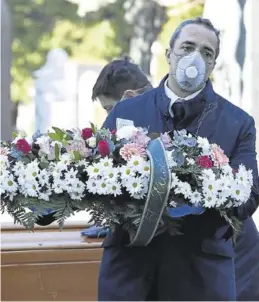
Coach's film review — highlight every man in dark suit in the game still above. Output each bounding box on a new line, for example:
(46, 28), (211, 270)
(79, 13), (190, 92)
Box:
(99, 17), (259, 301)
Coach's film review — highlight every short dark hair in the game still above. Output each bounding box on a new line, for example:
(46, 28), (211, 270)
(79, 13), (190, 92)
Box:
(169, 17), (220, 59)
(92, 56), (151, 101)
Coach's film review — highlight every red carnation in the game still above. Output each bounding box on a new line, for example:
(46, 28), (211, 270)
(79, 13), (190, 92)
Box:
(81, 128), (93, 140)
(111, 129), (116, 135)
(98, 140), (110, 157)
(16, 139), (31, 155)
(196, 155), (213, 169)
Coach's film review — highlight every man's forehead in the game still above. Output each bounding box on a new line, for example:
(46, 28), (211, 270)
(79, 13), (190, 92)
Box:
(175, 24), (218, 48)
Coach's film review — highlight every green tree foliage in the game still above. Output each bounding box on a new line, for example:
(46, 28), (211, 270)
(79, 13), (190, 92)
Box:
(9, 0), (126, 103)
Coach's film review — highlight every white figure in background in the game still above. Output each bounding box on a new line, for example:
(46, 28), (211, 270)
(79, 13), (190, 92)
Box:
(33, 48), (69, 133)
(203, 0), (243, 106)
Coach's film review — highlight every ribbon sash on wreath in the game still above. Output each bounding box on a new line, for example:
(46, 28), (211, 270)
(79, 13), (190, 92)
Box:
(128, 138), (172, 247)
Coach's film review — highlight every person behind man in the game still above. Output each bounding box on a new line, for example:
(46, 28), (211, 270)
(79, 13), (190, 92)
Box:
(92, 56), (152, 112)
(99, 17), (259, 301)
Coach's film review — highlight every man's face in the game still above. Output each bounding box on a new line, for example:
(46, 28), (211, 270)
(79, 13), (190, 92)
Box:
(166, 24), (218, 84)
(98, 95), (116, 113)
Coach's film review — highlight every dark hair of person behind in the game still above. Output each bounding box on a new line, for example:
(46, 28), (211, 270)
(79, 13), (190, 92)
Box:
(169, 17), (220, 59)
(92, 56), (151, 101)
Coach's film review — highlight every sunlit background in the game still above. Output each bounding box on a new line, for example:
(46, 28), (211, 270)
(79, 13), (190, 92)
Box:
(1, 0), (258, 227)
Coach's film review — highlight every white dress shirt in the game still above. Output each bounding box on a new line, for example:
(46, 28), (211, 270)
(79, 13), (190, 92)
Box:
(164, 79), (203, 118)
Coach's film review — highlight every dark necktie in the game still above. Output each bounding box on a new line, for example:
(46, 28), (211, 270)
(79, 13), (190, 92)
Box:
(171, 102), (186, 126)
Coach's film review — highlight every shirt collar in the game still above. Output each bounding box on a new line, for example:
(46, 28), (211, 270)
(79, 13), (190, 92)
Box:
(164, 79), (204, 117)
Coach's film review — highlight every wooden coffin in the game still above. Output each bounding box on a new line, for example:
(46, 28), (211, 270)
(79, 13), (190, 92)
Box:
(1, 223), (103, 301)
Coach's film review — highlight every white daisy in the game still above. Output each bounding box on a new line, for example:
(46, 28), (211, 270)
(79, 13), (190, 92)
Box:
(86, 163), (102, 178)
(174, 182), (192, 199)
(0, 155), (9, 168)
(38, 169), (49, 186)
(3, 175), (18, 194)
(12, 161), (25, 176)
(86, 178), (99, 194)
(171, 173), (179, 188)
(190, 190), (202, 205)
(125, 177), (143, 196)
(107, 182), (122, 197)
(99, 157), (113, 170)
(197, 137), (211, 155)
(186, 158), (195, 166)
(127, 155), (146, 173)
(120, 165), (136, 179)
(103, 168), (119, 183)
(203, 193), (218, 208)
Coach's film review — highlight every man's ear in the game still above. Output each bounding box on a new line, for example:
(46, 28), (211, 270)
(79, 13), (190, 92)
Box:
(165, 49), (171, 64)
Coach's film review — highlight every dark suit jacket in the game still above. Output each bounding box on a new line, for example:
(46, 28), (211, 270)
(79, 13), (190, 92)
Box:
(98, 76), (259, 301)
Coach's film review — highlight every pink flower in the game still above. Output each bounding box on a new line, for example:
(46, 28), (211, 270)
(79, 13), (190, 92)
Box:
(196, 155), (213, 169)
(98, 140), (110, 157)
(0, 147), (9, 156)
(81, 128), (93, 140)
(160, 133), (173, 148)
(16, 139), (31, 155)
(211, 144), (229, 167)
(132, 130), (151, 147)
(120, 143), (147, 161)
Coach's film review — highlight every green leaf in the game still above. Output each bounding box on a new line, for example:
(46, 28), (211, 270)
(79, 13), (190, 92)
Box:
(90, 122), (97, 134)
(73, 151), (81, 161)
(55, 143), (60, 160)
(12, 132), (18, 139)
(21, 156), (31, 164)
(48, 133), (60, 141)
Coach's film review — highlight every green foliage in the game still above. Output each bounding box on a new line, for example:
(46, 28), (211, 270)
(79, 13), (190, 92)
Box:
(8, 0), (126, 104)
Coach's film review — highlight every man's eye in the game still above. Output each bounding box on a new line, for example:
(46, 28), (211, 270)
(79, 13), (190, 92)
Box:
(183, 46), (193, 52)
(205, 52), (212, 58)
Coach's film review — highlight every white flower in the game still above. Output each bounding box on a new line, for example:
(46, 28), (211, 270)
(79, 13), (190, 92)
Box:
(87, 137), (97, 148)
(99, 157), (113, 170)
(116, 125), (138, 140)
(107, 182), (122, 197)
(174, 182), (192, 199)
(77, 159), (89, 167)
(52, 178), (65, 194)
(103, 168), (119, 183)
(169, 200), (178, 207)
(166, 151), (177, 168)
(120, 165), (136, 179)
(125, 177), (143, 196)
(190, 191), (202, 205)
(3, 175), (18, 194)
(127, 155), (146, 173)
(171, 173), (179, 188)
(197, 137), (211, 155)
(186, 158), (195, 166)
(200, 169), (216, 181)
(231, 184), (249, 203)
(38, 169), (49, 186)
(203, 193), (218, 208)
(23, 182), (40, 197)
(12, 161), (25, 176)
(86, 163), (102, 179)
(235, 164), (253, 187)
(202, 179), (219, 196)
(60, 153), (73, 164)
(141, 161), (151, 177)
(0, 155), (9, 168)
(24, 160), (40, 182)
(86, 178), (99, 194)
(65, 168), (78, 182)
